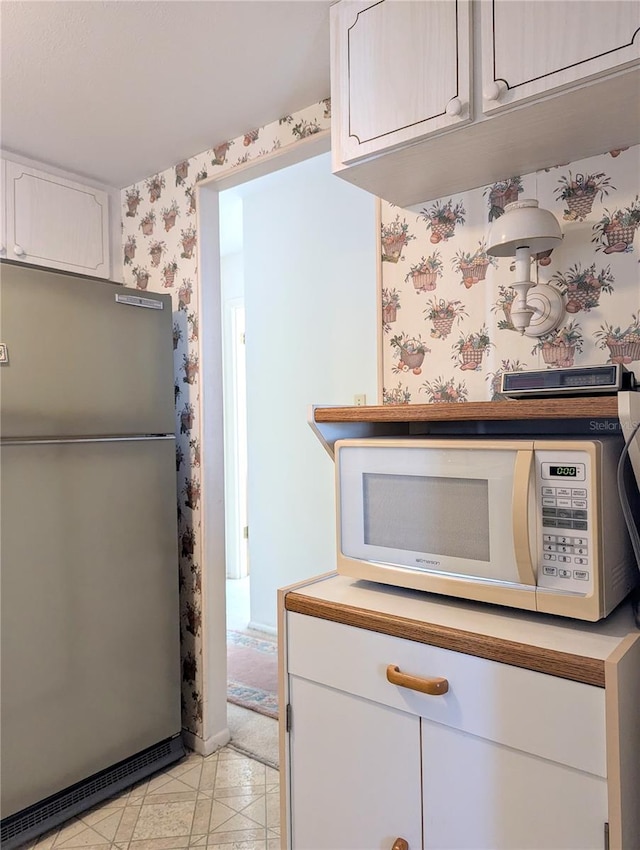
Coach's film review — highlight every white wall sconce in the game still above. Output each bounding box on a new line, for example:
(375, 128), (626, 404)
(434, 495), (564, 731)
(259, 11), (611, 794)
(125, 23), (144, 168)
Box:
(486, 199), (564, 336)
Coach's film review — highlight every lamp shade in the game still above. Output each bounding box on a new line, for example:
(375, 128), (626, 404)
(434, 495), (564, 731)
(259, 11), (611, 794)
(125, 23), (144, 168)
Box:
(486, 199), (562, 257)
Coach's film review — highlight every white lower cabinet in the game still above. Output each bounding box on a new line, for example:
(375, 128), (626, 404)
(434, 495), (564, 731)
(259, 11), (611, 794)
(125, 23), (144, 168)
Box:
(282, 605), (620, 850)
(288, 676), (422, 850)
(422, 720), (606, 849)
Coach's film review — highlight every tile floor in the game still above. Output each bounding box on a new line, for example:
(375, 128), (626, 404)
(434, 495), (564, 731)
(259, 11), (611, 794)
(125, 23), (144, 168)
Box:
(23, 747), (280, 850)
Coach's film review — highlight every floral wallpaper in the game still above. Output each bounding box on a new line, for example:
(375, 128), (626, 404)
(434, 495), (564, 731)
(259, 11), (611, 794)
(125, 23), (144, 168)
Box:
(381, 146), (640, 404)
(120, 99), (331, 742)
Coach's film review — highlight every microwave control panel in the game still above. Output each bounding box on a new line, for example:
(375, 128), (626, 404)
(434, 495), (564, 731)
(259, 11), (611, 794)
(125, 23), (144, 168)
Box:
(534, 450), (593, 595)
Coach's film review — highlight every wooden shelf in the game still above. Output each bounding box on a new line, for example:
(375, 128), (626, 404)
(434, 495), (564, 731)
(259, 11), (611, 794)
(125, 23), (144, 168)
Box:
(313, 397), (619, 424)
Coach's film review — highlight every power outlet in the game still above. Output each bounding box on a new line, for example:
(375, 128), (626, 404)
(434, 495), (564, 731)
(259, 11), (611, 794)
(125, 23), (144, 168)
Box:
(353, 394), (367, 406)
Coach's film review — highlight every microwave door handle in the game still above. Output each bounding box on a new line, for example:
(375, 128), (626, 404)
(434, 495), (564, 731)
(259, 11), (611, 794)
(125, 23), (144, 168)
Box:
(513, 449), (536, 586)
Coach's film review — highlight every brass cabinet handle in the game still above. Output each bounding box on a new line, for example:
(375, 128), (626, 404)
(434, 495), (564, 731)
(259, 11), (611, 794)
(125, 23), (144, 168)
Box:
(386, 664), (449, 696)
(391, 839), (409, 850)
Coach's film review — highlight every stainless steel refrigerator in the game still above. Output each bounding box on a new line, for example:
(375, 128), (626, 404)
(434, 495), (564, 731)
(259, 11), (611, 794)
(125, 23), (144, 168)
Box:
(0, 261), (184, 848)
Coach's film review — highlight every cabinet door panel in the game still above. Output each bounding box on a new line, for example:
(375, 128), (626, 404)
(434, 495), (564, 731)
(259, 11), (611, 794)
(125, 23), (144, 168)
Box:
(5, 160), (110, 277)
(332, 0), (471, 165)
(482, 0), (640, 112)
(288, 675), (421, 850)
(422, 719), (607, 850)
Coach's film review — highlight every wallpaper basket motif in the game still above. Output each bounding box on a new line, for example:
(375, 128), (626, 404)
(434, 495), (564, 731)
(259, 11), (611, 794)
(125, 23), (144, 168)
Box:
(381, 146), (639, 404)
(120, 100), (332, 743)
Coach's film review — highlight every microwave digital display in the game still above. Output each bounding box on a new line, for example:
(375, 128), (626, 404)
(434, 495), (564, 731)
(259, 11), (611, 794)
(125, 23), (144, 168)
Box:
(549, 465), (578, 477)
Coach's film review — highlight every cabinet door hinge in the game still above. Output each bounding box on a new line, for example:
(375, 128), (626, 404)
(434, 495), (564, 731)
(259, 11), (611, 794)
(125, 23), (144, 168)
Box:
(285, 703), (292, 733)
(243, 525), (249, 539)
(604, 822), (609, 850)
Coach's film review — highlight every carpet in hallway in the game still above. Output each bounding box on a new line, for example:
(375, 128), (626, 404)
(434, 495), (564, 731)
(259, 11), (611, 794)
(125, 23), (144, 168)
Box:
(227, 629), (278, 720)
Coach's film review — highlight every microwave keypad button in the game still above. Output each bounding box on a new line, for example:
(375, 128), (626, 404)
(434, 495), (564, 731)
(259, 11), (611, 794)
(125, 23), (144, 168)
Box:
(573, 537), (587, 546)
(557, 536), (572, 545)
(542, 497), (557, 507)
(572, 499), (587, 509)
(543, 554), (557, 562)
(572, 488), (587, 497)
(558, 568), (572, 578)
(573, 520), (588, 530)
(558, 555), (572, 564)
(572, 509), (588, 520)
(556, 497), (572, 508)
(574, 546), (588, 556)
(543, 534), (556, 543)
(574, 558), (589, 567)
(542, 507), (557, 517)
(544, 543), (557, 552)
(557, 508), (573, 519)
(556, 488), (572, 497)
(542, 487), (555, 496)
(573, 570), (589, 580)
(542, 517), (558, 527)
(543, 565), (557, 576)
(558, 545), (573, 553)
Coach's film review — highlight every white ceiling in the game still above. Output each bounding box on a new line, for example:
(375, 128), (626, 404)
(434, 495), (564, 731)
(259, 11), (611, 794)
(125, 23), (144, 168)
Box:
(0, 0), (332, 189)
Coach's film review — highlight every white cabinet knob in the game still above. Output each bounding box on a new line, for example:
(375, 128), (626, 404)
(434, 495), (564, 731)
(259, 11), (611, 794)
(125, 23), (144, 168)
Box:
(445, 97), (463, 117)
(484, 80), (508, 102)
(13, 244), (26, 257)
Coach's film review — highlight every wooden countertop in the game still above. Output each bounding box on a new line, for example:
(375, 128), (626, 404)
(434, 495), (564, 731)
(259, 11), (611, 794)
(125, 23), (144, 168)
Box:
(313, 396), (619, 424)
(283, 573), (639, 688)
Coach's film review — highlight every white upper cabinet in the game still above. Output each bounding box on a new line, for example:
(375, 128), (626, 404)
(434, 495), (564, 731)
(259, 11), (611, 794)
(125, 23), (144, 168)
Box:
(329, 0), (640, 206)
(331, 0), (471, 166)
(482, 0), (640, 113)
(3, 160), (110, 279)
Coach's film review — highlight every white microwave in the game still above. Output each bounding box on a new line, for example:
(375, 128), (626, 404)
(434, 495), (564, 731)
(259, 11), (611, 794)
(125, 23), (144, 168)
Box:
(335, 437), (639, 621)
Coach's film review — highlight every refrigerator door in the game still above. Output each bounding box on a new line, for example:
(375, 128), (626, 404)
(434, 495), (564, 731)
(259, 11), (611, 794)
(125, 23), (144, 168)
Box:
(0, 262), (175, 438)
(0, 437), (181, 817)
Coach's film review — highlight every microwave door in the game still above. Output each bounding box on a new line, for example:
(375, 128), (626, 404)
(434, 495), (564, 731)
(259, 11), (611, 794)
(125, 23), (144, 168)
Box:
(512, 448), (537, 587)
(338, 441), (537, 587)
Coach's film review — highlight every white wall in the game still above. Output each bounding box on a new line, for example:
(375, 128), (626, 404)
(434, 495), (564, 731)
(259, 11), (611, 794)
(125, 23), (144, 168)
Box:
(241, 152), (377, 630)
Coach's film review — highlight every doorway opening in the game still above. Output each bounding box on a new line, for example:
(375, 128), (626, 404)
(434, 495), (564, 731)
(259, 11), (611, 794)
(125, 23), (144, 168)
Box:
(196, 132), (377, 759)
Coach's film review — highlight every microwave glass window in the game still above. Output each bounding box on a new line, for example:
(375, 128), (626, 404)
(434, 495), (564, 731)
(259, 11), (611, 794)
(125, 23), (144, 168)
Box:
(362, 473), (490, 562)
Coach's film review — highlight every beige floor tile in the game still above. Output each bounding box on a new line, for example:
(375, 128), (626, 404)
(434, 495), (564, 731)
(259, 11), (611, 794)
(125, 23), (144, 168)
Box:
(113, 805), (141, 844)
(213, 758), (266, 790)
(210, 844), (266, 850)
(131, 800), (196, 840)
(191, 797), (213, 834)
(265, 794), (280, 830)
(214, 793), (264, 815)
(142, 790), (199, 804)
(128, 837), (191, 850)
(145, 777), (196, 796)
(175, 764), (204, 790)
(53, 822), (111, 848)
(206, 830), (265, 847)
(267, 839), (280, 850)
(209, 800), (247, 832)
(87, 809), (124, 841)
(238, 797), (266, 827)
(265, 767), (279, 785)
(78, 800), (126, 828)
(198, 760), (218, 792)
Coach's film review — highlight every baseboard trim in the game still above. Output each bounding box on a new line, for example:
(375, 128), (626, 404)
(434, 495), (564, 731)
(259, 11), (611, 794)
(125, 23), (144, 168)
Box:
(183, 726), (231, 756)
(247, 620), (277, 636)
